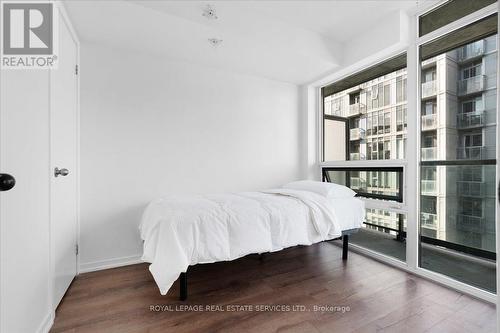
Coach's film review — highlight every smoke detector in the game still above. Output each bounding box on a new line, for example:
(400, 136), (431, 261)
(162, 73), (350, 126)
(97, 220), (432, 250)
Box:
(208, 38), (223, 47)
(202, 5), (218, 20)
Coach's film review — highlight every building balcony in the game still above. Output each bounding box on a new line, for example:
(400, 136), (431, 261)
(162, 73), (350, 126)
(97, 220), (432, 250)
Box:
(421, 114), (437, 131)
(457, 146), (489, 160)
(350, 152), (365, 161)
(421, 80), (437, 99)
(458, 75), (485, 96)
(457, 181), (484, 197)
(349, 128), (365, 141)
(456, 214), (484, 233)
(457, 40), (484, 63)
(421, 212), (437, 229)
(421, 180), (437, 196)
(421, 147), (437, 161)
(350, 177), (366, 190)
(457, 110), (484, 129)
(348, 103), (366, 117)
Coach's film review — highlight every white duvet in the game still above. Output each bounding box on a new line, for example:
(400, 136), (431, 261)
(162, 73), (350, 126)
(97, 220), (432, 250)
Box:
(139, 189), (365, 295)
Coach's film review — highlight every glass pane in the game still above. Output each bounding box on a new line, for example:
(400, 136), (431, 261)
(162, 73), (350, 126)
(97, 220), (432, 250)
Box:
(419, 34), (497, 293)
(324, 169), (402, 202)
(324, 168), (406, 262)
(322, 68), (407, 162)
(350, 210), (407, 262)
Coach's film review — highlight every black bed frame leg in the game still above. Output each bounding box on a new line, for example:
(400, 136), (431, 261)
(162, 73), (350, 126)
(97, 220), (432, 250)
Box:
(342, 235), (349, 260)
(180, 272), (187, 301)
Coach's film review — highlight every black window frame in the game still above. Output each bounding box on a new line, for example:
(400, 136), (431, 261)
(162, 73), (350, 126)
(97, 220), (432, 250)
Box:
(322, 166), (404, 203)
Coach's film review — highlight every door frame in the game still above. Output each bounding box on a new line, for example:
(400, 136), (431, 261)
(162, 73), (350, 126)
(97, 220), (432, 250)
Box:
(49, 1), (80, 313)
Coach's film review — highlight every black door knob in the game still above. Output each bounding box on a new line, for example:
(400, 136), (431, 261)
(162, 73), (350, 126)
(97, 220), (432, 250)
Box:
(0, 173), (15, 191)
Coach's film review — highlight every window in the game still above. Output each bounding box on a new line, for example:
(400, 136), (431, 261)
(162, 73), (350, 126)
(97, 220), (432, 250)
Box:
(423, 69), (436, 82)
(384, 111), (391, 133)
(462, 96), (483, 113)
(461, 198), (483, 218)
(419, 17), (497, 292)
(321, 54), (407, 262)
(323, 167), (403, 202)
(461, 61), (482, 79)
(463, 133), (482, 147)
(424, 101), (436, 115)
(462, 166), (483, 182)
(396, 105), (407, 132)
(383, 84), (391, 106)
(319, 3), (499, 296)
(422, 133), (437, 148)
(396, 76), (407, 103)
(350, 93), (360, 105)
(396, 135), (406, 159)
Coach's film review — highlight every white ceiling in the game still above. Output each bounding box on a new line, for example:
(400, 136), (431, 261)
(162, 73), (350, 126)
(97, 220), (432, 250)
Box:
(64, 0), (428, 84)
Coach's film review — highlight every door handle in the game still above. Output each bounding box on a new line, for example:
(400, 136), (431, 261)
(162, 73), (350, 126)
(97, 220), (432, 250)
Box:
(54, 167), (69, 177)
(0, 173), (16, 191)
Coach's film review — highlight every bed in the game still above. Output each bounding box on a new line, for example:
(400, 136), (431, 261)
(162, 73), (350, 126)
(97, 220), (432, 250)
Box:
(140, 182), (365, 299)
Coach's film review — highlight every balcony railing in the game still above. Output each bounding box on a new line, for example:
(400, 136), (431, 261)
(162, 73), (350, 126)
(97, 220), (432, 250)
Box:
(421, 80), (437, 99)
(349, 128), (365, 141)
(348, 103), (366, 117)
(421, 180), (437, 195)
(456, 146), (493, 160)
(357, 210), (495, 260)
(457, 110), (484, 129)
(350, 177), (366, 190)
(457, 181), (484, 197)
(421, 212), (437, 229)
(421, 147), (437, 161)
(456, 214), (484, 233)
(458, 75), (485, 96)
(350, 152), (365, 161)
(457, 40), (484, 62)
(421, 114), (437, 131)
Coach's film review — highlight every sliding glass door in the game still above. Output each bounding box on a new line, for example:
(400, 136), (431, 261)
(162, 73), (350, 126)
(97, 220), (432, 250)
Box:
(418, 16), (498, 293)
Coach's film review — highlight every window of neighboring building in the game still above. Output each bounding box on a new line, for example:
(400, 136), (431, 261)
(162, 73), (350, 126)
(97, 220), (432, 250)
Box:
(423, 69), (436, 82)
(463, 132), (483, 147)
(461, 61), (482, 79)
(461, 198), (483, 217)
(461, 96), (483, 113)
(424, 101), (437, 115)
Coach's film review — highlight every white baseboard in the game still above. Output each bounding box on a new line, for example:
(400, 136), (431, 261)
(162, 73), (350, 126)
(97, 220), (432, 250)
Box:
(79, 254), (143, 274)
(37, 311), (54, 333)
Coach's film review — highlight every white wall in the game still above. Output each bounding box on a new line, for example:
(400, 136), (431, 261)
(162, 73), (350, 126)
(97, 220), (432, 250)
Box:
(79, 43), (302, 270)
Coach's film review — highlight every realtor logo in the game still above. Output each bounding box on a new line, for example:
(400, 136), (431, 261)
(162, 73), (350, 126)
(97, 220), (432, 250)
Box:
(1, 2), (58, 69)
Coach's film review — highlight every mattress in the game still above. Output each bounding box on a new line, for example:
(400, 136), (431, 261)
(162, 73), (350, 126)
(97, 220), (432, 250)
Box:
(139, 189), (365, 295)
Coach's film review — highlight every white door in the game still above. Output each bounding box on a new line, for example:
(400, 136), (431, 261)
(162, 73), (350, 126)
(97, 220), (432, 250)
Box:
(50, 10), (79, 308)
(0, 60), (52, 333)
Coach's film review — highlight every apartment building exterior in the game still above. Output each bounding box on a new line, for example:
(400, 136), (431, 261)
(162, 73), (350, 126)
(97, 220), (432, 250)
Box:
(323, 35), (497, 253)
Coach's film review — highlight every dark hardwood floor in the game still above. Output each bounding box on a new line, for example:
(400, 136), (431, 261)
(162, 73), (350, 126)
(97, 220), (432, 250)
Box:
(51, 242), (496, 333)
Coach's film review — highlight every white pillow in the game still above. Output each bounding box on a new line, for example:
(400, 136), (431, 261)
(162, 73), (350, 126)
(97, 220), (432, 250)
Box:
(282, 180), (356, 198)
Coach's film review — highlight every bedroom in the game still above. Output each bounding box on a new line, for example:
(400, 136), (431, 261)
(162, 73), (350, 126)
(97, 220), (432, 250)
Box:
(0, 0), (499, 332)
